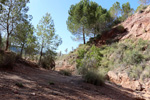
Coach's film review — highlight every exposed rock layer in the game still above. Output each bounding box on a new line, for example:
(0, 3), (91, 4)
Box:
(95, 5), (150, 46)
(122, 6), (150, 40)
(108, 70), (150, 100)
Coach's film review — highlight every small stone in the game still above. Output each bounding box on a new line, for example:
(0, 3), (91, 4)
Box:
(31, 93), (36, 95)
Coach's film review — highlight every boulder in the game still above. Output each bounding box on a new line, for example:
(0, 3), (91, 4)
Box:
(108, 71), (142, 91)
(107, 71), (120, 84)
(145, 80), (150, 93)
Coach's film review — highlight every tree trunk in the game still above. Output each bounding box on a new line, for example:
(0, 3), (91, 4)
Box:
(0, 33), (2, 49)
(83, 27), (86, 44)
(94, 33), (96, 38)
(5, 4), (11, 51)
(5, 34), (9, 51)
(39, 44), (43, 65)
(24, 51), (27, 60)
(20, 43), (24, 57)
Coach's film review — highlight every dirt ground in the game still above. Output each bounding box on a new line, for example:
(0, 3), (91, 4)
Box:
(0, 63), (137, 100)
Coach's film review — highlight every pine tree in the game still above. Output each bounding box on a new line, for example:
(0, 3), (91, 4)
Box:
(121, 2), (134, 21)
(0, 0), (30, 51)
(67, 0), (90, 44)
(36, 13), (62, 64)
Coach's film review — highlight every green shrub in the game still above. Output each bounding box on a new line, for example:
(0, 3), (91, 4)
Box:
(77, 49), (86, 59)
(116, 25), (125, 32)
(83, 70), (105, 86)
(77, 65), (89, 75)
(59, 69), (72, 76)
(41, 58), (55, 70)
(41, 49), (56, 70)
(76, 45), (102, 69)
(0, 51), (16, 69)
(136, 5), (148, 13)
(140, 65), (150, 80)
(41, 60), (48, 69)
(76, 47), (105, 86)
(15, 54), (22, 62)
(129, 65), (143, 79)
(123, 50), (143, 65)
(102, 39), (150, 80)
(15, 82), (24, 88)
(76, 49), (87, 69)
(74, 39), (150, 81)
(77, 55), (100, 75)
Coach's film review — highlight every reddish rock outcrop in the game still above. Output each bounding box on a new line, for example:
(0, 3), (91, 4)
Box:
(108, 71), (142, 91)
(122, 6), (150, 40)
(95, 5), (150, 46)
(108, 70), (150, 99)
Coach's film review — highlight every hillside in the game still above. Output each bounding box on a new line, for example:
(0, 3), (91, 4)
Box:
(56, 5), (150, 100)
(0, 58), (136, 100)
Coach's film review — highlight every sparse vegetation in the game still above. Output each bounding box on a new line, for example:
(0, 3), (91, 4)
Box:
(99, 39), (150, 80)
(75, 39), (150, 82)
(57, 38), (150, 84)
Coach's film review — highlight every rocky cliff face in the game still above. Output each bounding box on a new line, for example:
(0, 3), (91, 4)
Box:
(122, 6), (150, 40)
(95, 5), (150, 46)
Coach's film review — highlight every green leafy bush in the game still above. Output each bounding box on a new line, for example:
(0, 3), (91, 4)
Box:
(140, 65), (150, 80)
(123, 50), (143, 65)
(0, 51), (16, 69)
(41, 49), (56, 70)
(76, 45), (105, 85)
(76, 45), (102, 69)
(59, 69), (72, 76)
(129, 65), (143, 79)
(83, 70), (105, 86)
(76, 45), (90, 69)
(116, 25), (125, 32)
(41, 58), (55, 70)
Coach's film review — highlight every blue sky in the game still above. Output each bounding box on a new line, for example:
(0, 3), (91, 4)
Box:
(27, 0), (139, 54)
